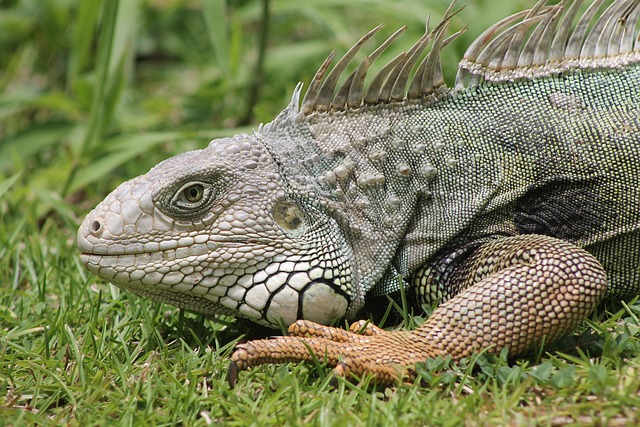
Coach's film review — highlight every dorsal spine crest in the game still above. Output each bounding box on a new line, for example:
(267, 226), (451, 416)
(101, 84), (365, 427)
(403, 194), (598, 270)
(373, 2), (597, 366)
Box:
(281, 0), (640, 120)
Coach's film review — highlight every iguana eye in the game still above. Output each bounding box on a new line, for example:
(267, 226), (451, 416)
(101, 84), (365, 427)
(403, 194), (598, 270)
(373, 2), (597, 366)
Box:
(171, 181), (214, 212)
(180, 184), (204, 203)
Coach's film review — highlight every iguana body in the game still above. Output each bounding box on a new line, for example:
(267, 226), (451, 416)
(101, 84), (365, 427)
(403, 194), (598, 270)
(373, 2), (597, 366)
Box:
(78, 0), (640, 384)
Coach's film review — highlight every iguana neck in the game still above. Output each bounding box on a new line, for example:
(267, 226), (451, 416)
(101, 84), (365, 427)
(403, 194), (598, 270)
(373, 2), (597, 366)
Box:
(257, 97), (454, 297)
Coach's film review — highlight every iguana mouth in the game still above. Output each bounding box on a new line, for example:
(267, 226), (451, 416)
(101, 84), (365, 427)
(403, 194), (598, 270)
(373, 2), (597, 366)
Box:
(77, 235), (261, 257)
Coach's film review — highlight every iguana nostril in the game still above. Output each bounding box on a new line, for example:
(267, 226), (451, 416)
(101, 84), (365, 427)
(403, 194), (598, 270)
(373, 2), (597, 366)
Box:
(90, 219), (102, 235)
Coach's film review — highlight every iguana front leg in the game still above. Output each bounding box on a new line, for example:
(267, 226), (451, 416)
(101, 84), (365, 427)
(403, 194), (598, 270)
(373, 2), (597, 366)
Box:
(229, 235), (607, 386)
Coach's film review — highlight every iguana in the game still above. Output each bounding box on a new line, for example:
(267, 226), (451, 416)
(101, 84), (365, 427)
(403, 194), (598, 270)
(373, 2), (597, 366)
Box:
(77, 0), (640, 385)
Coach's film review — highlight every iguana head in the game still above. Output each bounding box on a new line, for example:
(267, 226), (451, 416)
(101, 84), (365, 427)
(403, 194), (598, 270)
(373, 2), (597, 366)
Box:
(78, 3), (466, 328)
(77, 134), (356, 327)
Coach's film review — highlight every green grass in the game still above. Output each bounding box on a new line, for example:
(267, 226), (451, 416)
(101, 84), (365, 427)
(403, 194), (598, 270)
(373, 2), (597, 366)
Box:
(2, 0), (640, 425)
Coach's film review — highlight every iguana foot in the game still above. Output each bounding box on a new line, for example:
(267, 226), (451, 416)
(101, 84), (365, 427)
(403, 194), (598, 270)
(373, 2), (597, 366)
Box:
(228, 320), (438, 387)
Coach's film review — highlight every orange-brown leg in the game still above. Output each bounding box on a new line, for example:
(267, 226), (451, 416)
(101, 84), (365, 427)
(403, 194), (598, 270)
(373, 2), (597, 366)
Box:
(229, 235), (607, 386)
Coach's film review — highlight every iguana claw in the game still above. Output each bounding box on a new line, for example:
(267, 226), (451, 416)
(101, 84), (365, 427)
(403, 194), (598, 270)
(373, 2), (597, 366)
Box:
(227, 360), (239, 389)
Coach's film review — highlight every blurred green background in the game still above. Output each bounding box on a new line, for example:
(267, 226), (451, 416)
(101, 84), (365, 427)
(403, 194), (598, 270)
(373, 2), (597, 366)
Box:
(0, 0), (530, 224)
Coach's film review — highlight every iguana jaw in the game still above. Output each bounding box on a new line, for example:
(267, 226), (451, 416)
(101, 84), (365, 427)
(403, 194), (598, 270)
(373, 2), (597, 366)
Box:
(77, 136), (355, 327)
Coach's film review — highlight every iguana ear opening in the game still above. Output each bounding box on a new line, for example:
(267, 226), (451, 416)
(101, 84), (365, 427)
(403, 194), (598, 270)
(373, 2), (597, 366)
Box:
(272, 200), (305, 231)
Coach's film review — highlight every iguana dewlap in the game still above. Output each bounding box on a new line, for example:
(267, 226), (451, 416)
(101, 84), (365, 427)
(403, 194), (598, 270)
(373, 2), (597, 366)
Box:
(78, 0), (640, 384)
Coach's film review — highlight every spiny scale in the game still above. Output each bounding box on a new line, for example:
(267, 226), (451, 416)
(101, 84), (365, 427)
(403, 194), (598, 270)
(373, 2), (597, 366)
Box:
(299, 0), (640, 115)
(458, 0), (640, 84)
(301, 1), (464, 113)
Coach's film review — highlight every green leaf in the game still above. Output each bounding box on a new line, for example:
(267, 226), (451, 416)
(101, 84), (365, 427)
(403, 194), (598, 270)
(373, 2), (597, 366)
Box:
(68, 0), (101, 86)
(0, 122), (75, 173)
(551, 365), (575, 388)
(203, 0), (229, 77)
(588, 363), (609, 388)
(496, 365), (526, 386)
(0, 172), (22, 200)
(529, 361), (554, 383)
